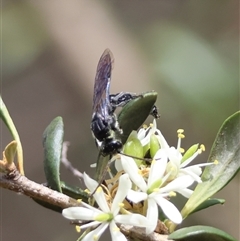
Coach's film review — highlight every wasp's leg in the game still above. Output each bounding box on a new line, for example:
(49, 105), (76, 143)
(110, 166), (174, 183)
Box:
(110, 92), (160, 119)
(150, 105), (160, 119)
(110, 92), (139, 108)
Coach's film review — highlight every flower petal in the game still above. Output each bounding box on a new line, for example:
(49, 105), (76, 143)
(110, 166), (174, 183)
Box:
(94, 186), (111, 213)
(155, 129), (169, 149)
(109, 221), (127, 241)
(111, 174), (132, 215)
(115, 214), (153, 229)
(62, 207), (100, 220)
(154, 196), (182, 224)
(82, 222), (109, 241)
(127, 189), (147, 203)
(148, 149), (168, 187)
(120, 155), (147, 191)
(146, 198), (158, 234)
(177, 188), (193, 198)
(83, 173), (110, 213)
(159, 175), (194, 193)
(83, 172), (98, 192)
(180, 167), (202, 183)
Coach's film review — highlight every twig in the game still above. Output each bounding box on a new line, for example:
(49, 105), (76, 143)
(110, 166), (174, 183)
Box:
(61, 141), (84, 179)
(120, 225), (172, 241)
(0, 169), (80, 209)
(0, 168), (171, 241)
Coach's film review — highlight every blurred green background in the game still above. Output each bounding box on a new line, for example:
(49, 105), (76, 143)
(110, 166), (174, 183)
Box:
(1, 1), (239, 241)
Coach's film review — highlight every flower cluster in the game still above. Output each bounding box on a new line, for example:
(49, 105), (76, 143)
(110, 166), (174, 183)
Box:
(62, 120), (212, 241)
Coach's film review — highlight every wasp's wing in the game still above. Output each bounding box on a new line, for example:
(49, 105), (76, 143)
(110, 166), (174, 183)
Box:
(92, 49), (114, 118)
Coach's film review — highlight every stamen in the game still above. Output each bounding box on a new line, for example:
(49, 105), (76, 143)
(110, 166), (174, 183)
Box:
(142, 124), (148, 129)
(177, 129), (185, 149)
(93, 235), (99, 241)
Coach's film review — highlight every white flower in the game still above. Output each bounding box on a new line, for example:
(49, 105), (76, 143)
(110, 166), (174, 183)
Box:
(62, 173), (154, 241)
(121, 149), (194, 234)
(155, 127), (212, 187)
(139, 120), (212, 190)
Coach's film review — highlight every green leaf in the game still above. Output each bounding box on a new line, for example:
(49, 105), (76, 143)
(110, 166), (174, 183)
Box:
(60, 181), (89, 202)
(43, 117), (64, 193)
(4, 141), (18, 166)
(189, 198), (225, 215)
(181, 111), (240, 218)
(118, 91), (158, 144)
(33, 198), (63, 213)
(169, 226), (237, 241)
(0, 96), (24, 175)
(94, 153), (110, 182)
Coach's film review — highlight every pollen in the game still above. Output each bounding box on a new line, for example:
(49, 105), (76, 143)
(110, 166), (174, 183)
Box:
(93, 235), (99, 241)
(149, 123), (154, 128)
(178, 133), (185, 139)
(112, 226), (120, 232)
(75, 225), (81, 233)
(142, 124), (148, 129)
(200, 144), (206, 152)
(96, 186), (103, 193)
(214, 159), (219, 165)
(139, 167), (149, 177)
(84, 189), (91, 195)
(118, 202), (124, 208)
(177, 129), (184, 134)
(179, 147), (185, 153)
(169, 191), (176, 197)
(77, 199), (82, 203)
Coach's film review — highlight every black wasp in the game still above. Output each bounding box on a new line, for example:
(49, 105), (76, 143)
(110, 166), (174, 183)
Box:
(91, 49), (159, 156)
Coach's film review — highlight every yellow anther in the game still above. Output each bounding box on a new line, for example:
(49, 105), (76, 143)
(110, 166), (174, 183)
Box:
(96, 187), (103, 193)
(75, 225), (81, 233)
(178, 133), (185, 139)
(169, 191), (176, 197)
(93, 235), (99, 241)
(177, 129), (184, 134)
(84, 189), (91, 194)
(113, 226), (120, 232)
(142, 124), (148, 129)
(200, 144), (205, 151)
(77, 199), (82, 203)
(140, 167), (150, 178)
(118, 202), (124, 208)
(149, 123), (154, 128)
(179, 147), (185, 153)
(214, 160), (219, 165)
